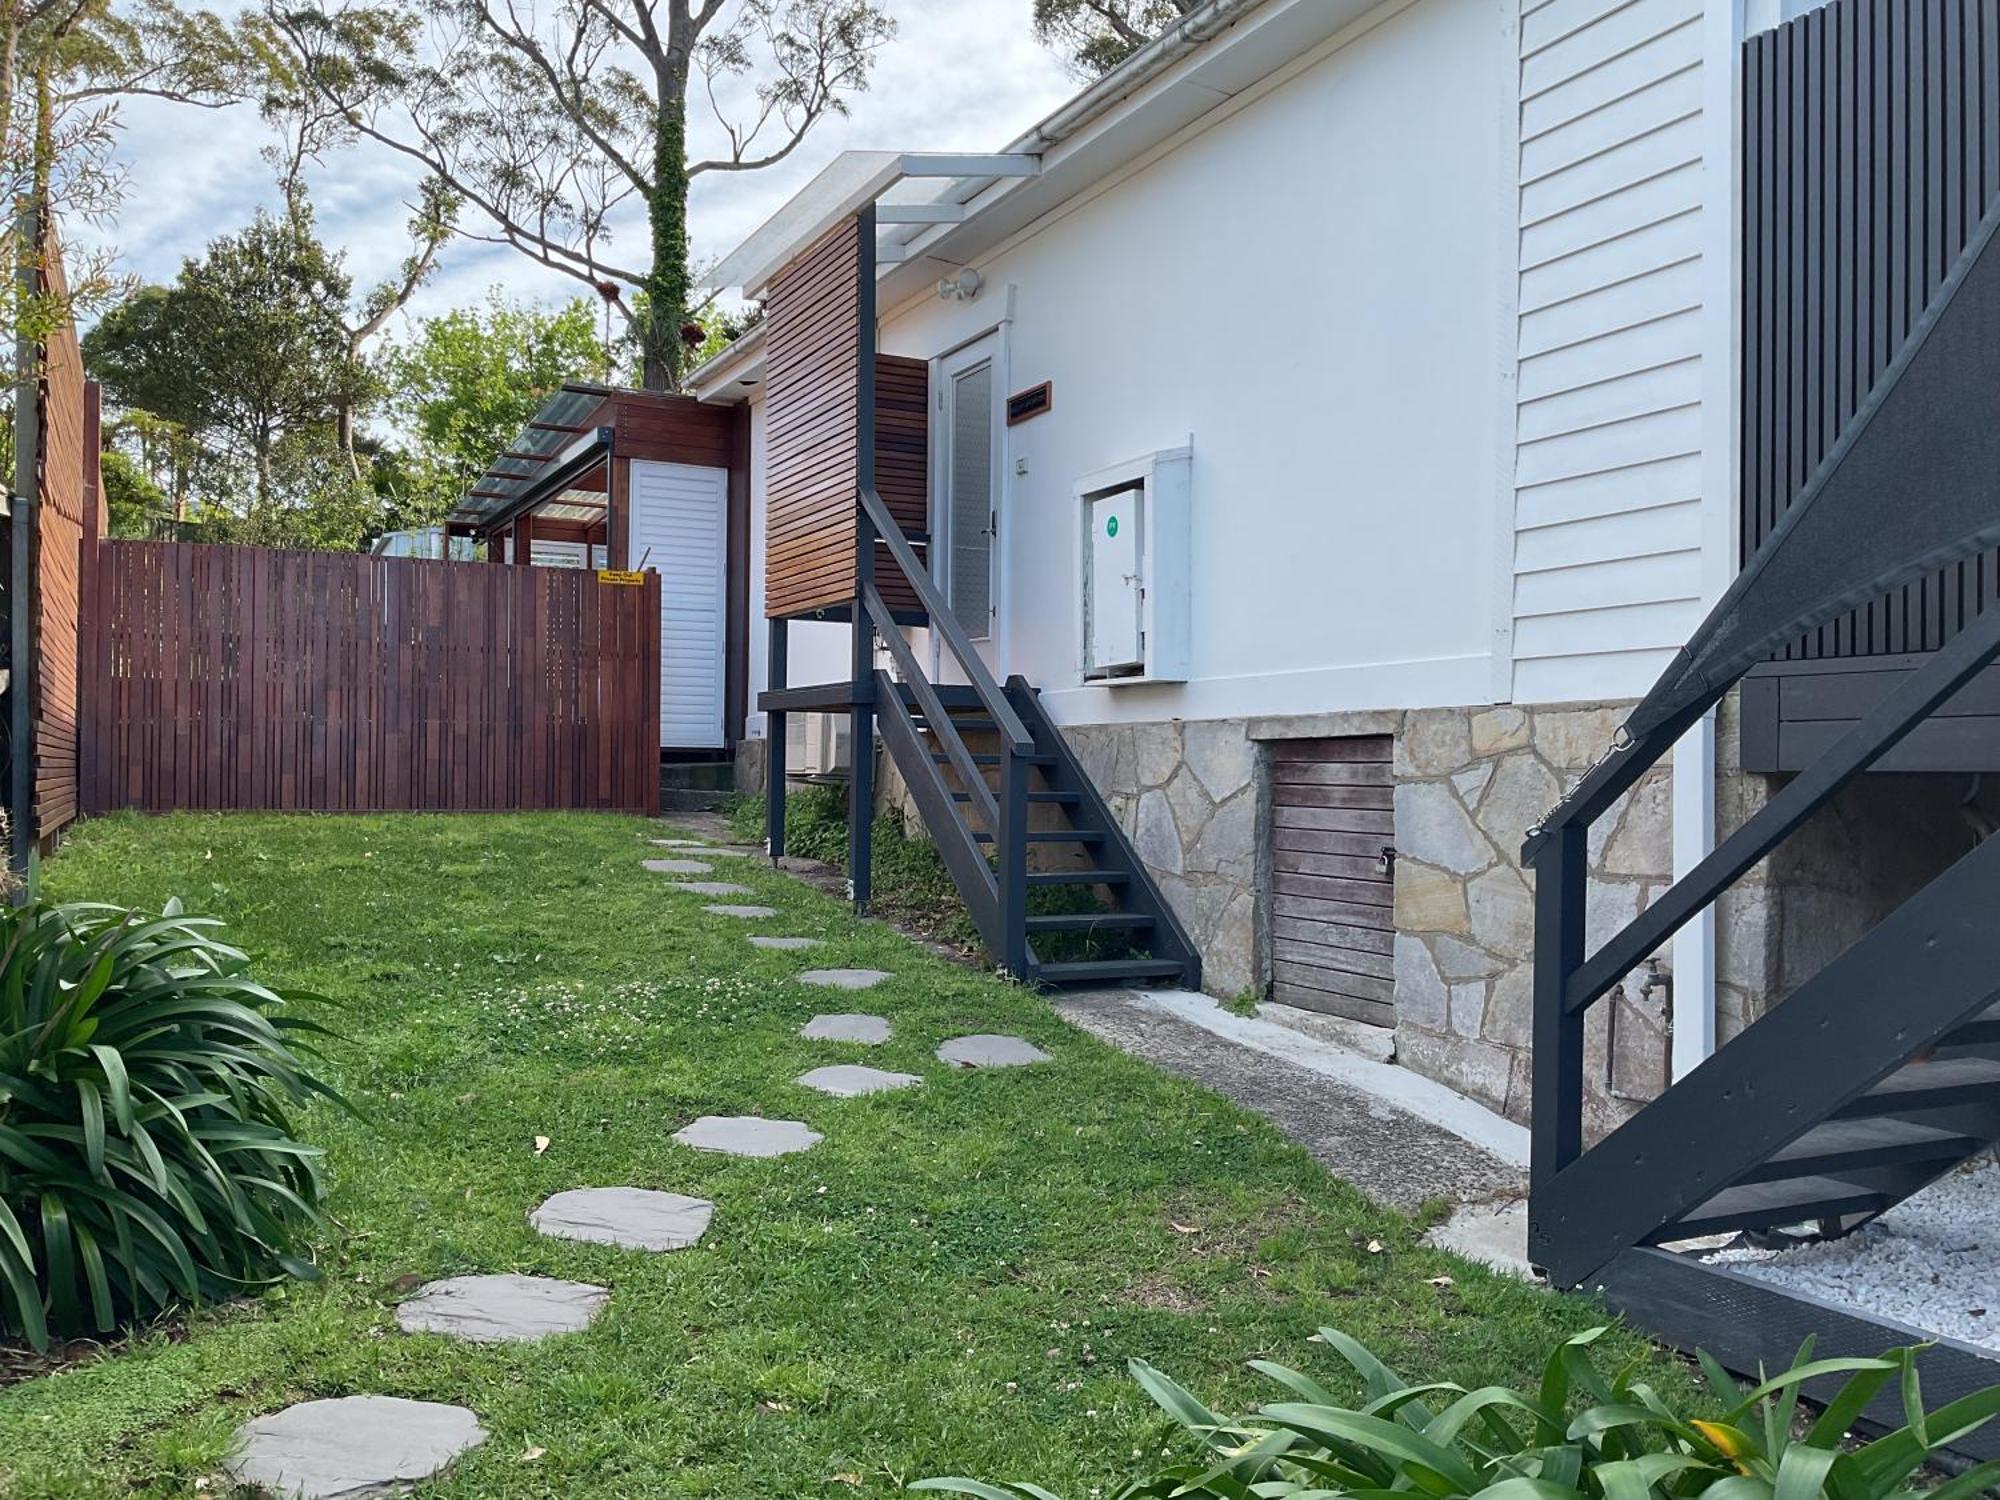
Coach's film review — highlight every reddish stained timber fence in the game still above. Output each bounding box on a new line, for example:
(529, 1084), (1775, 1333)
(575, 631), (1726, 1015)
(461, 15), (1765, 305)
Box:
(82, 544), (662, 816)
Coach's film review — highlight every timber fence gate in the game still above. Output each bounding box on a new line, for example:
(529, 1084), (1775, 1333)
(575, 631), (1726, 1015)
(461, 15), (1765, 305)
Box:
(82, 544), (662, 816)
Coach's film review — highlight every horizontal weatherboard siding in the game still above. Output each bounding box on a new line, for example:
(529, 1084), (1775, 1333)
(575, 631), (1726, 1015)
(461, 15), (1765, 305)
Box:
(1511, 0), (1709, 704)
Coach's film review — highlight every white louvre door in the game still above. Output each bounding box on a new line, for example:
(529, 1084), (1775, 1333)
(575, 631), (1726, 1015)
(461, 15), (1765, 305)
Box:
(628, 459), (728, 750)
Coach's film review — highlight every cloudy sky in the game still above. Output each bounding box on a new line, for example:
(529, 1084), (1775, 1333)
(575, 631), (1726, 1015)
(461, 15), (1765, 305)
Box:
(82, 1), (1080, 333)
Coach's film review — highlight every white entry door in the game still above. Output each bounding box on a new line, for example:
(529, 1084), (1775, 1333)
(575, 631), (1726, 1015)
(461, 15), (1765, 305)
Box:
(936, 337), (1002, 668)
(629, 459), (729, 750)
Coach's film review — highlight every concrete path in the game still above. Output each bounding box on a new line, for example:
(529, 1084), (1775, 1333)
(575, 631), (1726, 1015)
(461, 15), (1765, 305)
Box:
(1053, 989), (1523, 1215)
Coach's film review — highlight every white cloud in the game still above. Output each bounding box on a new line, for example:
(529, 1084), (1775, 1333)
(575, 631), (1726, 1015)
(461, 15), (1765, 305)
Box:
(72, 0), (1078, 340)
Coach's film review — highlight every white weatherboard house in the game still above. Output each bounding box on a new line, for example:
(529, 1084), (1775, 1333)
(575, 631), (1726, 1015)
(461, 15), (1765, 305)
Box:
(693, 0), (2000, 1248)
(693, 0), (1736, 1127)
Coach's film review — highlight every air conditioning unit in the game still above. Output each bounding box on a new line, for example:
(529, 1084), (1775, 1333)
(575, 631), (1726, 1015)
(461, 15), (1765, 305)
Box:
(786, 712), (852, 778)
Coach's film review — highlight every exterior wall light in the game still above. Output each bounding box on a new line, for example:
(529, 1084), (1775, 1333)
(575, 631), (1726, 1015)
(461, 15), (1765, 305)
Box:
(937, 268), (983, 302)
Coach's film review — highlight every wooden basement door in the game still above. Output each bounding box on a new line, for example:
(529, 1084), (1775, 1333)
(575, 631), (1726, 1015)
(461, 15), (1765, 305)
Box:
(1267, 736), (1396, 1026)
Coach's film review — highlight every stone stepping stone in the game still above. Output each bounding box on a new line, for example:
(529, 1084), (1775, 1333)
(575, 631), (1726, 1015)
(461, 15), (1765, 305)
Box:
(531, 1187), (715, 1251)
(225, 1395), (487, 1499)
(801, 1013), (891, 1044)
(751, 935), (820, 951)
(938, 1034), (1052, 1069)
(645, 858), (714, 875)
(798, 1064), (921, 1097)
(797, 968), (893, 991)
(707, 904), (780, 919)
(394, 1273), (606, 1344)
(674, 1115), (822, 1158)
(694, 848), (753, 858)
(669, 881), (754, 897)
(651, 839), (711, 848)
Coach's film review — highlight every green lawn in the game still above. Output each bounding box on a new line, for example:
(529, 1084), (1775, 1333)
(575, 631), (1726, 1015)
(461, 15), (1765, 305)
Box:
(2, 811), (1656, 1497)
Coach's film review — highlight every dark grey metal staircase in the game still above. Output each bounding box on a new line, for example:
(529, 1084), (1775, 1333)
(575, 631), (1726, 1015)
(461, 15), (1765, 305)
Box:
(1518, 87), (2000, 1447)
(856, 488), (1200, 990)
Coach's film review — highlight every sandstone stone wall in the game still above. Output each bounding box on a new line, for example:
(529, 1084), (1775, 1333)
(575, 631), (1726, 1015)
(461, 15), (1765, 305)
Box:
(1062, 719), (1263, 998)
(858, 688), (1991, 1128)
(1390, 703), (1675, 1130)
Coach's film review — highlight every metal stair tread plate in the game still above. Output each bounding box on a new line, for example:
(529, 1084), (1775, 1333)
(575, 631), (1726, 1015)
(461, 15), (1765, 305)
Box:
(1028, 869), (1131, 886)
(953, 790), (1079, 804)
(1742, 1116), (1981, 1183)
(1837, 1055), (2000, 1117)
(1034, 959), (1188, 985)
(1026, 912), (1156, 931)
(1651, 1175), (1891, 1240)
(969, 829), (1104, 843)
(933, 752), (1056, 766)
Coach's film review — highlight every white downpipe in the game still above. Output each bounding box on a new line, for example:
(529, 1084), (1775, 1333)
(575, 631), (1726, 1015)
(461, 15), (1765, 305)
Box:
(1675, 0), (1748, 1080)
(1671, 710), (1718, 1081)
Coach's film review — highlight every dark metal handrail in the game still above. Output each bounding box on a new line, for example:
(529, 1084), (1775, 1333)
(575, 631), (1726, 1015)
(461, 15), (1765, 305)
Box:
(1560, 606), (2000, 1020)
(864, 580), (1000, 831)
(859, 486), (1033, 753)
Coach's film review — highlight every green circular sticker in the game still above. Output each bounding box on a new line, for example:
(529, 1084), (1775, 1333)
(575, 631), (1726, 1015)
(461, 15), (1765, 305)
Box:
(1106, 515), (1120, 538)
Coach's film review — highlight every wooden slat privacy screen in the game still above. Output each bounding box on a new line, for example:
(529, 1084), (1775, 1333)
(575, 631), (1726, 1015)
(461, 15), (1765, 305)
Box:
(762, 217), (929, 619)
(83, 545), (661, 815)
(32, 245), (93, 845)
(766, 216), (866, 618)
(1743, 0), (2000, 659)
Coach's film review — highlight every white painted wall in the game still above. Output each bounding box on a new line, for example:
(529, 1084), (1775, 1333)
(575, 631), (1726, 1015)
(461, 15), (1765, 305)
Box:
(734, 0), (1739, 728)
(877, 0), (1512, 727)
(1507, 0), (1713, 704)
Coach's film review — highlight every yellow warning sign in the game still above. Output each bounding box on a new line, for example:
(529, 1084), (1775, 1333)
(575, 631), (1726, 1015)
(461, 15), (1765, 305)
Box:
(596, 569), (646, 586)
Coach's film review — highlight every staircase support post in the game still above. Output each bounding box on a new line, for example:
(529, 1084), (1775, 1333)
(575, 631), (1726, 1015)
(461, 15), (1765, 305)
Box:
(998, 746), (1029, 979)
(765, 618), (788, 860)
(848, 592), (876, 910)
(1530, 822), (1588, 1195)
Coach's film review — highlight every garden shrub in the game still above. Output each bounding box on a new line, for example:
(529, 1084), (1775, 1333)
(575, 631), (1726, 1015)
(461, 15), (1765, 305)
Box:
(917, 1324), (2000, 1499)
(0, 898), (337, 1349)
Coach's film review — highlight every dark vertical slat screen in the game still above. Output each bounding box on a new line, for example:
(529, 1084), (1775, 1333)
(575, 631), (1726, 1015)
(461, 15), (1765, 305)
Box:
(1743, 0), (2000, 660)
(81, 545), (661, 816)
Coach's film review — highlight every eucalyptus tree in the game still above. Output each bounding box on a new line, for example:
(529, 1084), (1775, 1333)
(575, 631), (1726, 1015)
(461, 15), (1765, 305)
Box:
(1032, 0), (1199, 76)
(267, 0), (895, 390)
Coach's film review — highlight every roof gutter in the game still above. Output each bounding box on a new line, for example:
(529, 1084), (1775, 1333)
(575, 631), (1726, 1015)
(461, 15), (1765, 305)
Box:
(1007, 0), (1278, 154)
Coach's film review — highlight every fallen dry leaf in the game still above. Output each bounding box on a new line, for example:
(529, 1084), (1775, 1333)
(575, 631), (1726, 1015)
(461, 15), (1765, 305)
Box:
(1168, 1222), (1200, 1235)
(1428, 1275), (1455, 1287)
(518, 1446), (546, 1463)
(828, 1474), (863, 1487)
(533, 1135), (551, 1156)
(1366, 1239), (1384, 1254)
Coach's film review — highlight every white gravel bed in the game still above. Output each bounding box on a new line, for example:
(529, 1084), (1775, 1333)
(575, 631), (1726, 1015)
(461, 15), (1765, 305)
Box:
(1704, 1157), (2000, 1351)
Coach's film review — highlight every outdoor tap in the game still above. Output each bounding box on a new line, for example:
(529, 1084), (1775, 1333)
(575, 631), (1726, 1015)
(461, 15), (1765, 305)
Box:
(1639, 959), (1672, 1005)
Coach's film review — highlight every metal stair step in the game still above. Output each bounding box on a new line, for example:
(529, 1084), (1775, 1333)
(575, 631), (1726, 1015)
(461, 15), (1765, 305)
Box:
(1034, 959), (1188, 986)
(953, 789), (1078, 805)
(1029, 869), (1131, 886)
(969, 829), (1104, 844)
(932, 753), (1056, 767)
(1737, 1116), (1980, 1185)
(1942, 999), (2000, 1047)
(1834, 1055), (2000, 1119)
(1025, 912), (1156, 932)
(1649, 1175), (1891, 1241)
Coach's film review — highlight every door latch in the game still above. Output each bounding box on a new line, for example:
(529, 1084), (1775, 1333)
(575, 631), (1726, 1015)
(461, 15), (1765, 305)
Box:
(1378, 844), (1397, 876)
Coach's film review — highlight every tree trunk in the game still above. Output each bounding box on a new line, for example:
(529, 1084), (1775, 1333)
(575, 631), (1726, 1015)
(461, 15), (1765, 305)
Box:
(643, 59), (692, 392)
